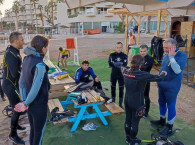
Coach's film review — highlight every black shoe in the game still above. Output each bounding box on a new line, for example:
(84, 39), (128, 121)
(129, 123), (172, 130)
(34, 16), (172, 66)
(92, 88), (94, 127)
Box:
(1, 97), (5, 101)
(150, 117), (166, 126)
(130, 137), (141, 145)
(8, 134), (25, 145)
(159, 123), (173, 136)
(126, 137), (132, 144)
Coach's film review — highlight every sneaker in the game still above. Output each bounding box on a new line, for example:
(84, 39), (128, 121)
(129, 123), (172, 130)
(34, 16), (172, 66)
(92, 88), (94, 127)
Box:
(107, 99), (112, 104)
(82, 123), (97, 131)
(131, 137), (141, 145)
(8, 134), (25, 145)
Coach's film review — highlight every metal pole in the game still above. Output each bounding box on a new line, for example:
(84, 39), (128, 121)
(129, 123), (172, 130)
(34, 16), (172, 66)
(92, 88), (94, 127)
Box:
(185, 34), (189, 83)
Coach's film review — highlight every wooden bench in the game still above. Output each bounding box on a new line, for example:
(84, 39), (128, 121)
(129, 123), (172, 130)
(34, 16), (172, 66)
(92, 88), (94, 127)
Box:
(104, 102), (124, 115)
(48, 99), (77, 125)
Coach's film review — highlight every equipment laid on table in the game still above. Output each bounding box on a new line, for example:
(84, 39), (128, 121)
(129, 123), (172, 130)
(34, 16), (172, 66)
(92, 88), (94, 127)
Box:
(49, 107), (75, 122)
(66, 82), (92, 92)
(58, 74), (69, 80)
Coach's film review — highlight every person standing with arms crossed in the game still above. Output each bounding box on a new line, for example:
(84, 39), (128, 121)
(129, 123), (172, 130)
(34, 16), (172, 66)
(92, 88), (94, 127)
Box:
(57, 47), (70, 70)
(2, 32), (25, 144)
(139, 44), (154, 117)
(108, 42), (128, 107)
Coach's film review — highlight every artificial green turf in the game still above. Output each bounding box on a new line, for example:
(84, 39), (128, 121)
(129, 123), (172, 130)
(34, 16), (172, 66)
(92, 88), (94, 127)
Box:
(44, 59), (195, 145)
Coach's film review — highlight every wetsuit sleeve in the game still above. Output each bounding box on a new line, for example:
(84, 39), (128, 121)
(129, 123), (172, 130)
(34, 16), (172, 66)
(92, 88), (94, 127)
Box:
(19, 72), (27, 101)
(88, 68), (97, 79)
(169, 54), (187, 74)
(135, 72), (165, 82)
(75, 68), (82, 84)
(23, 63), (46, 106)
(145, 72), (165, 82)
(5, 52), (20, 79)
(122, 54), (128, 67)
(141, 57), (154, 72)
(108, 54), (115, 68)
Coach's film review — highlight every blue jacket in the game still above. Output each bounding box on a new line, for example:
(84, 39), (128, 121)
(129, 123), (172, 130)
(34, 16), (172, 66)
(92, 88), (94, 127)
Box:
(158, 48), (187, 86)
(75, 67), (97, 84)
(19, 46), (49, 107)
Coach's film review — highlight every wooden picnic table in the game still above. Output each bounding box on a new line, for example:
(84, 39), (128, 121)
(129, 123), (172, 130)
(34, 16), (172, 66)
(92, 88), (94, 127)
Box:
(48, 89), (124, 133)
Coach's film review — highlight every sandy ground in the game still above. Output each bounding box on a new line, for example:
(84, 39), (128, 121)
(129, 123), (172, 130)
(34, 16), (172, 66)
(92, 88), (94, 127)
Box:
(0, 33), (194, 145)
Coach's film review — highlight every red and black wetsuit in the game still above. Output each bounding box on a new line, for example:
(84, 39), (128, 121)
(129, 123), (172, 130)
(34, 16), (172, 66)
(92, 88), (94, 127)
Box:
(122, 67), (165, 142)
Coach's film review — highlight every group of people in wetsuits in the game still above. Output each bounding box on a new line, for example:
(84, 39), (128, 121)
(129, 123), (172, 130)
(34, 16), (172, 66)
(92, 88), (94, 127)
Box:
(2, 31), (187, 145)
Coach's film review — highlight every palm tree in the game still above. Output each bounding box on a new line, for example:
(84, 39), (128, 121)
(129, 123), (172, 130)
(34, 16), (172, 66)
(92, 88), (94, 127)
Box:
(0, 10), (3, 31)
(48, 0), (54, 26)
(44, 5), (51, 24)
(20, 5), (26, 30)
(0, 0), (4, 5)
(5, 9), (12, 29)
(37, 4), (44, 26)
(30, 0), (39, 30)
(12, 0), (21, 31)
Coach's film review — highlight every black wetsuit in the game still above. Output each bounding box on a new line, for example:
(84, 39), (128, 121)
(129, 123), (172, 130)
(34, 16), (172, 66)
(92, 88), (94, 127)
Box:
(140, 55), (154, 114)
(2, 45), (23, 136)
(122, 67), (165, 141)
(108, 52), (127, 106)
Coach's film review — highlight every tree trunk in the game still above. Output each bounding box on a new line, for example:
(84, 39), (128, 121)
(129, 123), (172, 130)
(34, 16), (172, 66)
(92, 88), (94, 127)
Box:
(15, 12), (18, 31)
(51, 0), (54, 26)
(147, 16), (151, 33)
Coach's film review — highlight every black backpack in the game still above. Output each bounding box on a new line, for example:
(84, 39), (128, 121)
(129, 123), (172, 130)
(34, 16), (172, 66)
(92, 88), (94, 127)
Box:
(151, 36), (164, 63)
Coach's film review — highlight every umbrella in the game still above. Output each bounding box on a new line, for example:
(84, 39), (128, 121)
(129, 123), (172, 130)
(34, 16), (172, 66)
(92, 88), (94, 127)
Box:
(43, 25), (52, 28)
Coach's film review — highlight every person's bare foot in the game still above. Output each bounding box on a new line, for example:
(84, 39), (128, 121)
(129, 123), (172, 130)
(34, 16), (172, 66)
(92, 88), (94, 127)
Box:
(62, 68), (65, 70)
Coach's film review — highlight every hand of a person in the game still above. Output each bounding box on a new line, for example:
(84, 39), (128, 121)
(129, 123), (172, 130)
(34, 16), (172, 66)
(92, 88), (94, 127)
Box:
(161, 71), (167, 76)
(14, 102), (28, 112)
(168, 47), (176, 56)
(95, 77), (99, 82)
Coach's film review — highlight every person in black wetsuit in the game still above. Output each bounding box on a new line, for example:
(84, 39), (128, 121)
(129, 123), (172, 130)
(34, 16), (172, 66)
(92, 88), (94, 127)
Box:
(75, 60), (102, 90)
(108, 42), (127, 107)
(139, 44), (154, 117)
(2, 32), (25, 144)
(14, 35), (50, 145)
(122, 54), (167, 145)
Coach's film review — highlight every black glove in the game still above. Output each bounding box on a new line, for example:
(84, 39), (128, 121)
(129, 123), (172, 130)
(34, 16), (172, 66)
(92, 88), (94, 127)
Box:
(113, 62), (122, 68)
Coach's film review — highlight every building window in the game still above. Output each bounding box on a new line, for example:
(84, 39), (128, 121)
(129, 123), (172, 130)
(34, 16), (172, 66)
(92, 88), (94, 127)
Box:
(86, 7), (94, 14)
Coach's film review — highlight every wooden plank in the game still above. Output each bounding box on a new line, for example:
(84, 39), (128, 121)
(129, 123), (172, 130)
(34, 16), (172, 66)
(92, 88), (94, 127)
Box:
(124, 14), (128, 54)
(156, 10), (162, 37)
(88, 90), (105, 102)
(53, 99), (64, 112)
(164, 15), (169, 39)
(48, 99), (62, 125)
(117, 14), (125, 25)
(137, 16), (141, 45)
(83, 91), (96, 103)
(103, 102), (125, 115)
